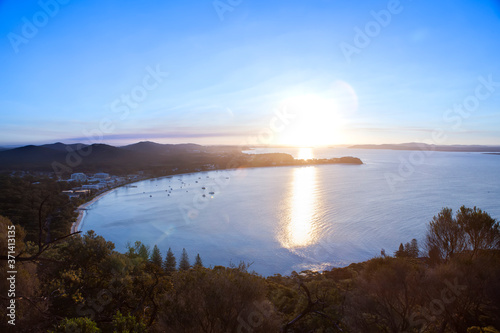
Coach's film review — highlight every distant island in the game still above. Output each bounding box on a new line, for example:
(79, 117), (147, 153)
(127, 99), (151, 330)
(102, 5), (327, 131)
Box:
(349, 142), (500, 152)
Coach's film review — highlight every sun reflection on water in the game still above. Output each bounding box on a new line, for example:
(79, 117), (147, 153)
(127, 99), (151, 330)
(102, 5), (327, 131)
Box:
(280, 166), (319, 248)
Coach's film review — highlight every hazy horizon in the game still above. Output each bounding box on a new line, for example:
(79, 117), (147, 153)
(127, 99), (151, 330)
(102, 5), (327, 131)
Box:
(4, 140), (500, 150)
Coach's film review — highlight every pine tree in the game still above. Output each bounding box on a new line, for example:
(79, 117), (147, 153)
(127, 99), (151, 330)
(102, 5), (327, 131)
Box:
(138, 243), (150, 261)
(194, 253), (203, 268)
(395, 243), (406, 258)
(409, 238), (419, 258)
(127, 241), (150, 261)
(404, 242), (411, 256)
(150, 244), (162, 267)
(179, 248), (190, 270)
(163, 248), (176, 274)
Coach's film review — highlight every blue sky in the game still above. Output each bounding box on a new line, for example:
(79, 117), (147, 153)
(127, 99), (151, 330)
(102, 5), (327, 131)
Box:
(1, 0), (499, 146)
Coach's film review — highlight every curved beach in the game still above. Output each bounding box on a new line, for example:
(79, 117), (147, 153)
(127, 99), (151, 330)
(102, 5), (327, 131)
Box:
(71, 188), (118, 233)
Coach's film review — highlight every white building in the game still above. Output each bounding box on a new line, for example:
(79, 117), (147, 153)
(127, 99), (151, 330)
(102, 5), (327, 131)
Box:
(70, 173), (87, 182)
(94, 173), (110, 179)
(82, 184), (105, 190)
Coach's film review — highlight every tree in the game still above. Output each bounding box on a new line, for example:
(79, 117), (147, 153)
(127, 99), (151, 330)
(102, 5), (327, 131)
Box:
(409, 239), (419, 258)
(150, 244), (162, 268)
(456, 206), (500, 257)
(426, 206), (500, 260)
(138, 243), (150, 261)
(126, 241), (150, 261)
(163, 247), (176, 274)
(395, 243), (406, 258)
(194, 253), (203, 268)
(50, 317), (101, 332)
(179, 248), (190, 270)
(346, 257), (423, 333)
(159, 265), (280, 332)
(425, 207), (465, 260)
(112, 311), (146, 332)
(427, 245), (441, 265)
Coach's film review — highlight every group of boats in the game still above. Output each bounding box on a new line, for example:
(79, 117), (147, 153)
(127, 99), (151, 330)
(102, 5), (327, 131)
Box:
(145, 177), (216, 198)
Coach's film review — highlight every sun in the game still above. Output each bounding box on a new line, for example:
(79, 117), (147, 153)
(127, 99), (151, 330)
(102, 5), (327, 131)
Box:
(276, 93), (346, 147)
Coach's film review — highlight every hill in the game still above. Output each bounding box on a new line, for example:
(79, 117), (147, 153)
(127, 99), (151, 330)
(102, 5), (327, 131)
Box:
(0, 142), (241, 174)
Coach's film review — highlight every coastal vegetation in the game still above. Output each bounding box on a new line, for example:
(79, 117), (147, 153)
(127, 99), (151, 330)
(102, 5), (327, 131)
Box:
(1, 201), (499, 332)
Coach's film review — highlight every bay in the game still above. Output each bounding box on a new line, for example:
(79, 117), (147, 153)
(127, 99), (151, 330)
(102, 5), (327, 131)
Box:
(80, 148), (500, 276)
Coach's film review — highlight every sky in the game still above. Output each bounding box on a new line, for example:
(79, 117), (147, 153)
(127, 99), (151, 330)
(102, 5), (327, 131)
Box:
(0, 0), (499, 147)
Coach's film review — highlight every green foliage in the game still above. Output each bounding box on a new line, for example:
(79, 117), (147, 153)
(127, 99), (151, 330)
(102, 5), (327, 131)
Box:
(395, 243), (405, 257)
(194, 253), (203, 268)
(50, 317), (101, 332)
(150, 244), (162, 267)
(426, 207), (462, 260)
(112, 311), (147, 333)
(468, 326), (500, 333)
(2, 205), (500, 332)
(426, 206), (500, 260)
(163, 247), (176, 274)
(159, 264), (280, 332)
(178, 248), (190, 270)
(126, 241), (150, 261)
(456, 206), (500, 256)
(395, 239), (419, 258)
(346, 257), (424, 332)
(0, 175), (77, 242)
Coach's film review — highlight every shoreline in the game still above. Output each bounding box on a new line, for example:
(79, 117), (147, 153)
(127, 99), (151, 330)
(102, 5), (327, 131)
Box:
(69, 170), (217, 233)
(71, 187), (118, 233)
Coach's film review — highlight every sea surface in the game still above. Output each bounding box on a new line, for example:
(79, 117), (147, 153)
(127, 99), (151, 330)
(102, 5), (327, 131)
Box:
(80, 148), (500, 276)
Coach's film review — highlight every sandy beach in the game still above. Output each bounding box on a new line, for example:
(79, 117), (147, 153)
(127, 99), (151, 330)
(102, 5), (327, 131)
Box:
(71, 188), (118, 233)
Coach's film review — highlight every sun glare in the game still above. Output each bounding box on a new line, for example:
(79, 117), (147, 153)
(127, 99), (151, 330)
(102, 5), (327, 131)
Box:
(297, 147), (314, 160)
(276, 82), (357, 147)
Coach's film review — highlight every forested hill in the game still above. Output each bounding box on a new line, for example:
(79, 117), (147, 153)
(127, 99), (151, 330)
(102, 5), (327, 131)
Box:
(0, 141), (362, 176)
(0, 142), (245, 174)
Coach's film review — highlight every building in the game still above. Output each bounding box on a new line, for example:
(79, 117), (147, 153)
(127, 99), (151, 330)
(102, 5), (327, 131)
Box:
(82, 184), (105, 190)
(70, 173), (87, 182)
(74, 190), (90, 195)
(94, 172), (110, 180)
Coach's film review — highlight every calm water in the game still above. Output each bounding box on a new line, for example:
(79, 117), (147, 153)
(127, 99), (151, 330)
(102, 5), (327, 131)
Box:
(80, 148), (500, 276)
